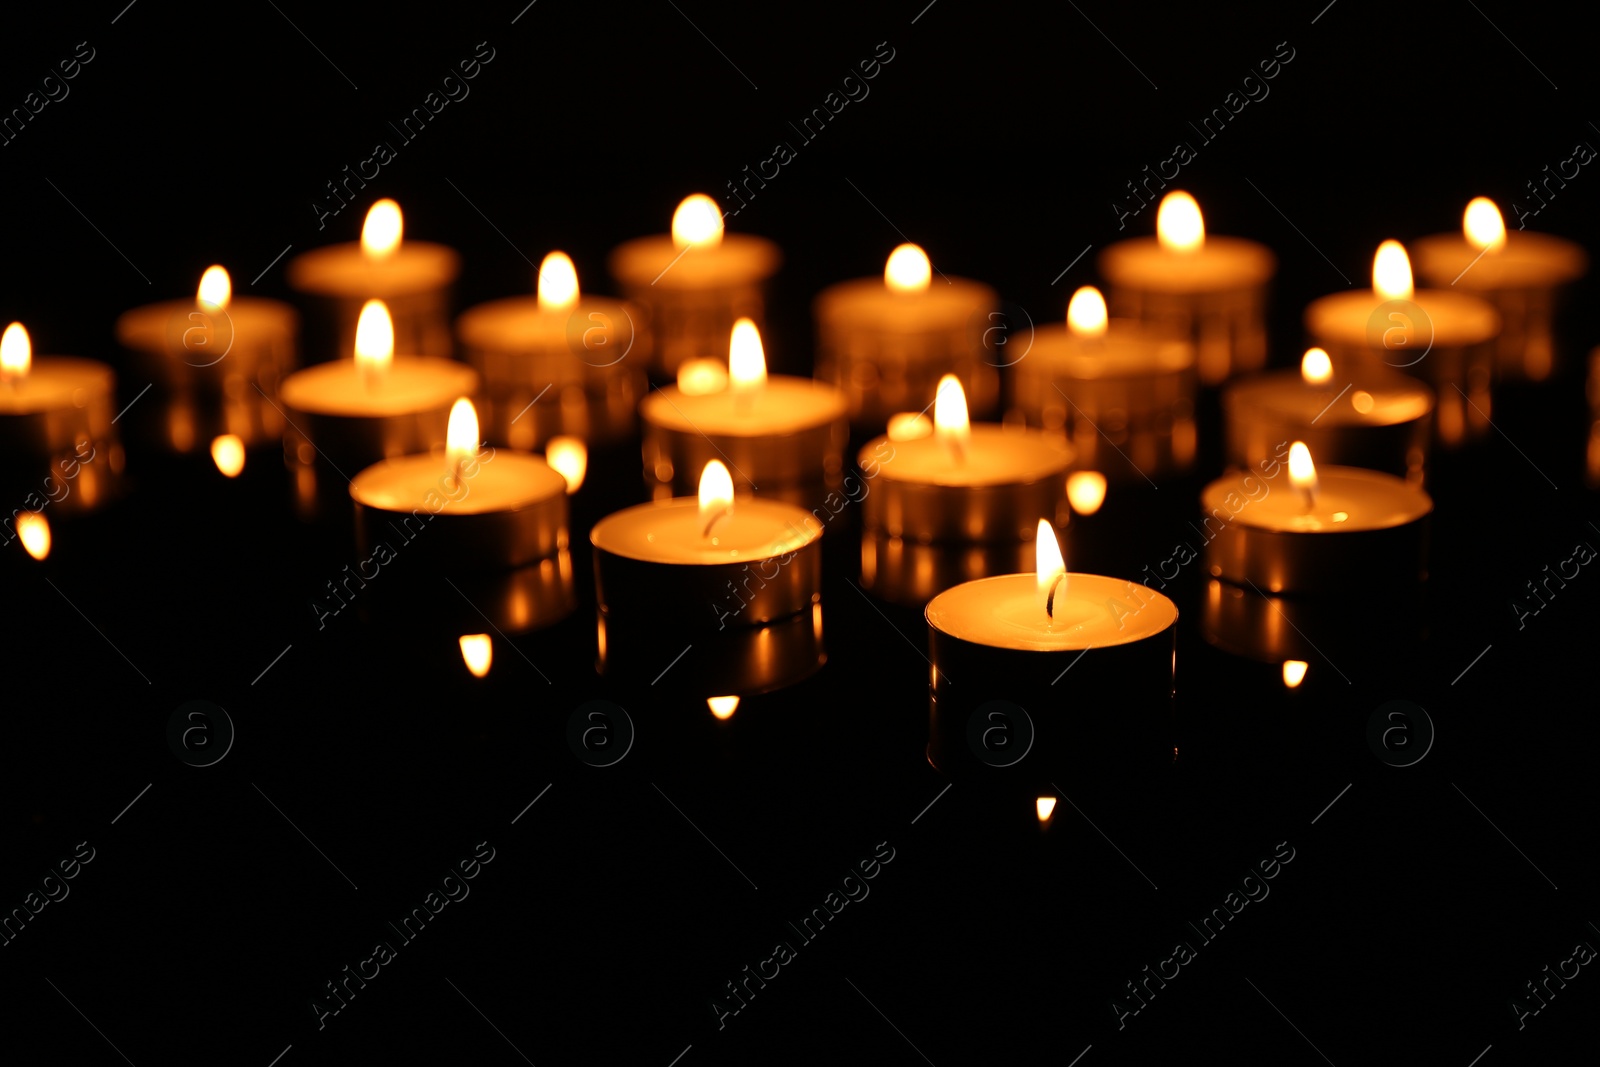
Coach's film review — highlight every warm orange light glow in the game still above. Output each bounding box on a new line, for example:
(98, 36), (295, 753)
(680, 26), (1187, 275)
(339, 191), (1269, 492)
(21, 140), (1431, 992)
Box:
(1288, 441), (1317, 505)
(1067, 286), (1108, 338)
(708, 696), (740, 719)
(934, 375), (970, 461)
(545, 435), (587, 493)
(446, 397), (479, 466)
(1036, 796), (1057, 822)
(884, 243), (932, 293)
(459, 634), (492, 677)
(677, 357), (728, 396)
(887, 411), (933, 441)
(361, 199), (403, 258)
(672, 194), (723, 249)
(354, 299), (395, 374)
(728, 318), (766, 396)
(1157, 191), (1205, 252)
(210, 434), (245, 477)
(1464, 197), (1507, 252)
(1, 322), (31, 378)
(1036, 518), (1067, 619)
(1067, 471), (1107, 515)
(1282, 660), (1308, 688)
(197, 265), (232, 310)
(1373, 240), (1414, 300)
(1351, 390), (1374, 414)
(1301, 347), (1333, 385)
(699, 460), (734, 536)
(16, 511), (50, 561)
(537, 251), (579, 310)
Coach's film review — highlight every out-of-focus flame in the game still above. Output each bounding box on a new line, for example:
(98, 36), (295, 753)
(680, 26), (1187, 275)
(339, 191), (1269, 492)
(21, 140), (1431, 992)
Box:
(677, 357), (728, 396)
(459, 634), (492, 677)
(699, 460), (734, 536)
(1, 321), (31, 378)
(1036, 518), (1067, 619)
(672, 194), (723, 249)
(934, 375), (970, 461)
(17, 511), (50, 560)
(537, 251), (579, 310)
(1301, 347), (1333, 385)
(545, 435), (586, 493)
(1036, 796), (1057, 822)
(884, 243), (932, 293)
(210, 434), (245, 477)
(446, 398), (479, 467)
(1067, 286), (1108, 338)
(728, 318), (766, 396)
(361, 199), (403, 259)
(1157, 191), (1205, 252)
(708, 696), (739, 719)
(1067, 471), (1107, 515)
(1373, 240), (1414, 301)
(887, 411), (933, 441)
(1288, 441), (1318, 504)
(197, 265), (232, 310)
(354, 299), (395, 374)
(1464, 197), (1507, 252)
(1282, 660), (1308, 688)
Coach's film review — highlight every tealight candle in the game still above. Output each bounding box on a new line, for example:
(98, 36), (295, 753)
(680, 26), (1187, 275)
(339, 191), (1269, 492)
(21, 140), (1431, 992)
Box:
(591, 460), (824, 628)
(597, 599), (826, 699)
(813, 243), (999, 429)
(1222, 347), (1433, 483)
(1200, 441), (1431, 594)
(860, 376), (1072, 543)
(608, 194), (780, 376)
(279, 300), (478, 519)
(925, 521), (1178, 779)
(639, 318), (849, 506)
(1412, 197), (1588, 381)
(1098, 191), (1277, 384)
(1200, 576), (1425, 667)
(116, 265), (299, 468)
(287, 199), (460, 358)
(0, 322), (122, 515)
(350, 399), (568, 568)
(1009, 286), (1197, 481)
(1304, 240), (1500, 447)
(456, 250), (646, 451)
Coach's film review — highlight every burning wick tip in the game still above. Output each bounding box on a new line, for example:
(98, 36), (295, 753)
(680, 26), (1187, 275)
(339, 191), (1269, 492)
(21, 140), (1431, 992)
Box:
(702, 507), (731, 539)
(1045, 572), (1066, 620)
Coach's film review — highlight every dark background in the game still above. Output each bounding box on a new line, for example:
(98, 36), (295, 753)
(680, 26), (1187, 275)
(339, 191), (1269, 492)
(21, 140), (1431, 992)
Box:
(2, 1), (1598, 1063)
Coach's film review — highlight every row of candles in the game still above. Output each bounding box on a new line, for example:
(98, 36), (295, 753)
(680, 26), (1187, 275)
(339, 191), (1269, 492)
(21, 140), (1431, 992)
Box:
(0, 189), (1587, 779)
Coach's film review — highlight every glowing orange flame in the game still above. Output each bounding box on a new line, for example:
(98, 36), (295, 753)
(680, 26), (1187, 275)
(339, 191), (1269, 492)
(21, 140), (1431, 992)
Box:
(728, 318), (766, 396)
(1067, 286), (1108, 338)
(1157, 191), (1205, 252)
(354, 299), (394, 375)
(1373, 240), (1414, 301)
(1, 322), (31, 378)
(1067, 471), (1107, 515)
(1301, 348), (1333, 385)
(1036, 518), (1067, 619)
(197, 265), (232, 310)
(1464, 197), (1506, 252)
(934, 375), (970, 461)
(884, 243), (932, 293)
(708, 696), (740, 719)
(459, 634), (492, 677)
(362, 199), (403, 258)
(210, 434), (245, 477)
(672, 194), (723, 249)
(1282, 660), (1308, 688)
(699, 460), (734, 536)
(545, 435), (586, 493)
(17, 511), (50, 560)
(537, 251), (579, 310)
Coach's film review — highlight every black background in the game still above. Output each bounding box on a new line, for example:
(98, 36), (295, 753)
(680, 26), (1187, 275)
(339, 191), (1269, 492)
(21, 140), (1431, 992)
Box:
(2, 1), (1598, 1064)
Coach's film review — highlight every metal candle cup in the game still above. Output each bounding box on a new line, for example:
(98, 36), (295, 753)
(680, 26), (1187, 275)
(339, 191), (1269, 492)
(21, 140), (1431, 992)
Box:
(287, 240), (460, 359)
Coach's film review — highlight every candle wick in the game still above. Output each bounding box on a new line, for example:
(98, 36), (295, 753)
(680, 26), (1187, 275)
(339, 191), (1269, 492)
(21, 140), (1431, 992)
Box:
(702, 506), (731, 539)
(1300, 487), (1316, 512)
(1045, 571), (1066, 619)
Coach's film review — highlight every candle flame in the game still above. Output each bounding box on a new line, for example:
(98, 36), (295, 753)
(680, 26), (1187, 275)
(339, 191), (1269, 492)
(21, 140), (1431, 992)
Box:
(361, 199), (403, 259)
(1372, 240), (1414, 301)
(699, 460), (734, 537)
(1036, 518), (1067, 619)
(708, 696), (739, 720)
(210, 434), (245, 477)
(884, 243), (932, 293)
(1066, 286), (1108, 338)
(728, 317), (766, 395)
(677, 357), (728, 396)
(537, 251), (579, 310)
(1288, 441), (1318, 505)
(354, 299), (395, 373)
(1300, 347), (1333, 385)
(197, 265), (232, 310)
(16, 511), (50, 561)
(545, 435), (587, 493)
(1, 322), (30, 378)
(886, 411), (933, 441)
(459, 634), (492, 677)
(1157, 191), (1205, 252)
(1463, 197), (1506, 252)
(1282, 660), (1308, 688)
(672, 194), (723, 249)
(446, 397), (479, 466)
(1036, 796), (1057, 823)
(934, 375), (970, 462)
(1067, 471), (1107, 515)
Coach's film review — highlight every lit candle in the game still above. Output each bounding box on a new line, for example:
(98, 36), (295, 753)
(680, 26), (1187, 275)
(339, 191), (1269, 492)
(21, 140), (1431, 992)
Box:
(1200, 440), (1432, 594)
(1009, 285), (1197, 481)
(287, 199), (461, 358)
(639, 318), (849, 507)
(279, 299), (478, 519)
(350, 398), (568, 568)
(455, 251), (645, 451)
(0, 321), (122, 516)
(924, 519), (1178, 778)
(1412, 197), (1588, 381)
(1304, 240), (1499, 446)
(1098, 190), (1277, 384)
(608, 194), (780, 376)
(115, 264), (299, 467)
(813, 243), (999, 429)
(1222, 346), (1434, 483)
